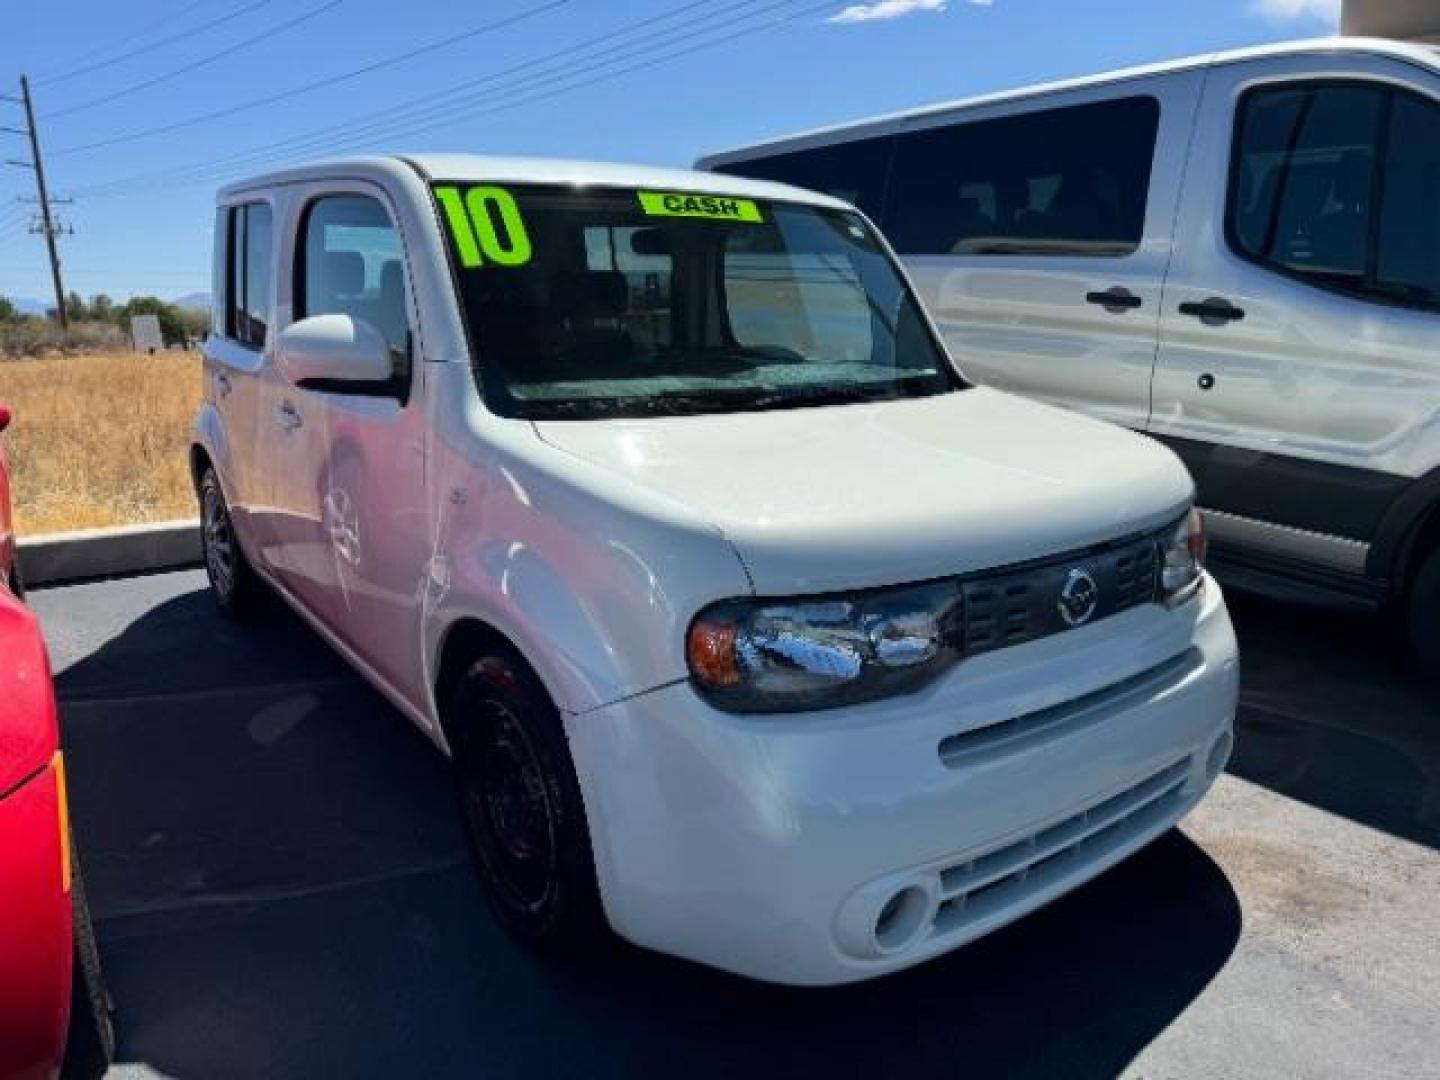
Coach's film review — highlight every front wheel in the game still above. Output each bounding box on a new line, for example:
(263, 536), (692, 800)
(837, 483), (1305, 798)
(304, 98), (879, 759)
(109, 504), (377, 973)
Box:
(198, 467), (261, 617)
(1406, 545), (1440, 678)
(61, 849), (113, 1080)
(446, 651), (605, 948)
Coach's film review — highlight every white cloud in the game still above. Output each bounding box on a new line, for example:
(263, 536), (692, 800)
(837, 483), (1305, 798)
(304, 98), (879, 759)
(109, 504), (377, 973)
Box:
(1250, 0), (1341, 24)
(827, 0), (948, 24)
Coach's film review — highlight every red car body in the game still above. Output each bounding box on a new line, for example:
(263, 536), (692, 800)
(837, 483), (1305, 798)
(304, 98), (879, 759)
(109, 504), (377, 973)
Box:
(0, 402), (74, 1080)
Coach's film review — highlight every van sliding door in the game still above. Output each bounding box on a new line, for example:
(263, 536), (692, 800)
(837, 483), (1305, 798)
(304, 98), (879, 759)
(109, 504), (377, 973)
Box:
(880, 75), (1204, 430)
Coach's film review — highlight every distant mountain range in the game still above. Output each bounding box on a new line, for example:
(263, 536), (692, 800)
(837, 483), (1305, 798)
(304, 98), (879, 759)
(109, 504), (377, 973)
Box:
(172, 292), (211, 312)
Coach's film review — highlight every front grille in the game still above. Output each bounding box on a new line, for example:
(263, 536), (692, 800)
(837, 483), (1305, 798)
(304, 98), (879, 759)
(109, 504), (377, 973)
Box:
(957, 531), (1160, 657)
(931, 757), (1191, 937)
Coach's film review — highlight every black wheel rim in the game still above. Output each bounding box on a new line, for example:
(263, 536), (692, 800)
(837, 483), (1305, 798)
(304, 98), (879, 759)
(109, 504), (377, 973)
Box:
(461, 698), (558, 913)
(202, 481), (235, 596)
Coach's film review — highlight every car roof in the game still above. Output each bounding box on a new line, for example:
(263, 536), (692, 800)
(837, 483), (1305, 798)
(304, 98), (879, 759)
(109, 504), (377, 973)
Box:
(699, 36), (1440, 166)
(217, 153), (853, 211)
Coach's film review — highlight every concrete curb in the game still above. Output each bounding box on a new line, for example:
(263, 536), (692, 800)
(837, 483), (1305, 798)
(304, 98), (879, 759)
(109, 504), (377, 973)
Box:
(19, 519), (202, 587)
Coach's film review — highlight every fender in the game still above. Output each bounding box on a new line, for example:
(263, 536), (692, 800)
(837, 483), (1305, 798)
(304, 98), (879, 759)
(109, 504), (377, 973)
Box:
(190, 401), (233, 495)
(418, 410), (753, 723)
(1368, 464), (1440, 588)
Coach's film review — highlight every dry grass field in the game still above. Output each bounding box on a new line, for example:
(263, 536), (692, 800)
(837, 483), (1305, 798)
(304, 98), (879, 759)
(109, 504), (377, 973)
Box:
(0, 350), (202, 534)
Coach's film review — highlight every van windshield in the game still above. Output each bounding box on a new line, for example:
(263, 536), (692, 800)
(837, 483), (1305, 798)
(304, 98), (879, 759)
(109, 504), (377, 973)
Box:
(433, 183), (961, 420)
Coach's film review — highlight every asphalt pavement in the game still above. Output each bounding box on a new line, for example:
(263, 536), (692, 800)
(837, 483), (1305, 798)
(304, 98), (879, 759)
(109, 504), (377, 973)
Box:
(29, 571), (1440, 1079)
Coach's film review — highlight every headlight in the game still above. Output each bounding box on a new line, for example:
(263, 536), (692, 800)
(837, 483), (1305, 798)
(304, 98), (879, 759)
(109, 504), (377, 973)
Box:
(1159, 508), (1207, 607)
(686, 580), (962, 713)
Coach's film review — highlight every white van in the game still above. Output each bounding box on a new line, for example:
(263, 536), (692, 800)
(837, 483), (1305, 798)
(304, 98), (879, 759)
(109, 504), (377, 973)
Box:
(193, 155), (1237, 984)
(700, 37), (1440, 667)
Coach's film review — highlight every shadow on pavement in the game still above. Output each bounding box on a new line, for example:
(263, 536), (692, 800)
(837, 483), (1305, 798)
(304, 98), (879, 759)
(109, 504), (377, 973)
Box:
(42, 576), (1242, 1079)
(1224, 591), (1440, 850)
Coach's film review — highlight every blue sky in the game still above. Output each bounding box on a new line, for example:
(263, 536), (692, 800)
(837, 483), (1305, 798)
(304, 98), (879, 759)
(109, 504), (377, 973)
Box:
(0, 0), (1341, 304)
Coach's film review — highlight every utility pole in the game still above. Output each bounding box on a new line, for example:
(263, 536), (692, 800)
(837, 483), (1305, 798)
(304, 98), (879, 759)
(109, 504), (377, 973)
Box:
(2, 76), (69, 331)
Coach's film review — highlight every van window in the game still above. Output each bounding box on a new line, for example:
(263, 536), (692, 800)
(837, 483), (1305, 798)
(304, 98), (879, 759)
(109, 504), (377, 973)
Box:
(297, 195), (411, 369)
(1229, 82), (1440, 310)
(711, 135), (894, 220)
(883, 96), (1160, 256)
(1375, 92), (1440, 307)
(223, 202), (271, 348)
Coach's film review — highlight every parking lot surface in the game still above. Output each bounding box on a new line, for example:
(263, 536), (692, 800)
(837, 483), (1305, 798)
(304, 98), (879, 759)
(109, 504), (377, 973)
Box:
(30, 571), (1440, 1079)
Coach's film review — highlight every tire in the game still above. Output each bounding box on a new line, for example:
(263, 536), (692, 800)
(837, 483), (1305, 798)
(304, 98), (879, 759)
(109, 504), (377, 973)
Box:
(446, 650), (606, 949)
(198, 467), (260, 617)
(1407, 545), (1440, 677)
(61, 848), (114, 1080)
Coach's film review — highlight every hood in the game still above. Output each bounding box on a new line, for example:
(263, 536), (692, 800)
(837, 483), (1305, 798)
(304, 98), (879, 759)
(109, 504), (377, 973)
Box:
(0, 590), (58, 798)
(534, 388), (1193, 594)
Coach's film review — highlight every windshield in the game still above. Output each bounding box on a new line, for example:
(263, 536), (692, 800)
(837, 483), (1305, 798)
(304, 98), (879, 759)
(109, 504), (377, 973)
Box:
(433, 183), (961, 420)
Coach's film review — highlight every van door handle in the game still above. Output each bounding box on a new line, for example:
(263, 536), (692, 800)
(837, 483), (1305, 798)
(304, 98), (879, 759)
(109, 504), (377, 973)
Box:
(276, 401), (303, 431)
(1179, 297), (1245, 324)
(215, 371), (232, 398)
(1085, 287), (1143, 312)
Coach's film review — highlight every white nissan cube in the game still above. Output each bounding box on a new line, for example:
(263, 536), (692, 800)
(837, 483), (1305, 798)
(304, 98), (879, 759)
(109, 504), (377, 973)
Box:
(193, 155), (1238, 985)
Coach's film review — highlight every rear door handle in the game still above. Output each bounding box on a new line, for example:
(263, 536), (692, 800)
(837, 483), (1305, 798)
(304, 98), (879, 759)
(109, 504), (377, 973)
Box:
(1179, 297), (1245, 324)
(215, 372), (232, 398)
(1085, 287), (1143, 312)
(276, 401), (303, 431)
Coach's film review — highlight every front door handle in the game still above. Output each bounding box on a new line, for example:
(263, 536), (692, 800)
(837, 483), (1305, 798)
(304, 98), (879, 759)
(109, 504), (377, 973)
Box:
(215, 372), (232, 398)
(1179, 297), (1245, 324)
(1085, 287), (1143, 313)
(276, 401), (303, 431)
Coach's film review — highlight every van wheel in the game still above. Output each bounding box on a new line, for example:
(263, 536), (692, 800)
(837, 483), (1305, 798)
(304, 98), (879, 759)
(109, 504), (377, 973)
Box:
(446, 651), (605, 948)
(61, 848), (114, 1079)
(1407, 546), (1440, 677)
(198, 467), (260, 617)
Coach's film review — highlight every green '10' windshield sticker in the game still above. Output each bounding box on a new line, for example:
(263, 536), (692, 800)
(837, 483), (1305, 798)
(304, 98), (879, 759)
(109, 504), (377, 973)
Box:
(637, 191), (763, 223)
(435, 185), (533, 268)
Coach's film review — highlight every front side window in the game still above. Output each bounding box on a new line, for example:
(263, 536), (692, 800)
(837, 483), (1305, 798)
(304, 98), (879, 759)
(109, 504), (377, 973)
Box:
(1229, 81), (1440, 310)
(297, 195), (412, 370)
(224, 201), (271, 348)
(883, 96), (1160, 256)
(434, 183), (958, 420)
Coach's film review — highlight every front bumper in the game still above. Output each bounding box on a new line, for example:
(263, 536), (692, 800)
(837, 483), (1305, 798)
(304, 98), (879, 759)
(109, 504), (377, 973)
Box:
(567, 575), (1238, 985)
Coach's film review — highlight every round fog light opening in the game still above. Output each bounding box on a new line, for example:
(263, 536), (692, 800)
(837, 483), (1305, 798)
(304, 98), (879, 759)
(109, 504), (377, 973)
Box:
(874, 885), (929, 953)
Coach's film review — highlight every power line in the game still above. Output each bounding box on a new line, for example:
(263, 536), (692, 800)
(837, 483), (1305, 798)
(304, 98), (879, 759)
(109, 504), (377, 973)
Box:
(53, 0), (575, 156)
(72, 0), (810, 199)
(46, 0), (342, 120)
(67, 0), (736, 194)
(109, 0), (743, 180)
(37, 1), (271, 87)
(32, 0), (216, 79)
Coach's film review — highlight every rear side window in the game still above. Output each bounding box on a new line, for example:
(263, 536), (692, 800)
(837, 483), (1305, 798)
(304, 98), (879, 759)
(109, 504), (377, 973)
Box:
(222, 202), (272, 348)
(297, 194), (411, 369)
(883, 96), (1160, 256)
(712, 135), (894, 220)
(1229, 82), (1440, 311)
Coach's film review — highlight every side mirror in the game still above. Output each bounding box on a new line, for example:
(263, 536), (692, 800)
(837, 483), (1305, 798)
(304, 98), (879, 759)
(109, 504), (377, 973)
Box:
(276, 313), (393, 389)
(0, 403), (11, 434)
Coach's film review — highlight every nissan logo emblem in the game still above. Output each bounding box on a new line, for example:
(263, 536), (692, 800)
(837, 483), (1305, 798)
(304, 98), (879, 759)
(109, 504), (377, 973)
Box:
(1058, 568), (1100, 628)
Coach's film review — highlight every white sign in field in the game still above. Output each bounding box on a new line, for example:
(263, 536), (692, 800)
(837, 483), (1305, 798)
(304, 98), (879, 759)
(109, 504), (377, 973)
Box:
(130, 313), (164, 353)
